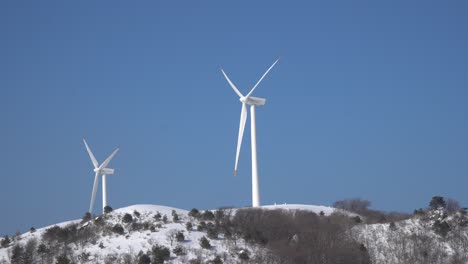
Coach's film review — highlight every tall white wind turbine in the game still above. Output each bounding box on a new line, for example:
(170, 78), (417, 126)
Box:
(83, 139), (120, 214)
(221, 58), (280, 207)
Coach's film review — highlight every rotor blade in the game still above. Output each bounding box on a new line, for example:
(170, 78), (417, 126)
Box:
(234, 103), (248, 176)
(89, 172), (99, 213)
(83, 138), (99, 169)
(221, 68), (244, 98)
(246, 58), (280, 98)
(99, 147), (120, 169)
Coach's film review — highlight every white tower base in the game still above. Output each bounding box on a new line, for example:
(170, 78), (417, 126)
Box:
(102, 174), (107, 213)
(250, 105), (260, 207)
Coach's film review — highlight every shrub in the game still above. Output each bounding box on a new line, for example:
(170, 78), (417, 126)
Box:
(201, 211), (215, 221)
(122, 213), (133, 224)
(30, 227), (36, 233)
(238, 249), (249, 261)
(212, 255), (223, 264)
(173, 245), (186, 256)
(138, 254), (151, 264)
(42, 225), (79, 244)
(104, 206), (113, 214)
(186, 222), (193, 231)
(78, 252), (90, 262)
(81, 212), (92, 223)
(1, 235), (11, 247)
(152, 244), (170, 264)
(189, 208), (200, 218)
(197, 221), (207, 231)
(207, 228), (218, 239)
(353, 216), (362, 223)
(433, 220), (450, 237)
(173, 213), (180, 222)
(94, 216), (105, 226)
(429, 196), (446, 210)
(389, 221), (397, 231)
(162, 215), (168, 224)
(10, 244), (24, 264)
(333, 198), (371, 214)
(55, 254), (71, 264)
(446, 198), (461, 214)
(133, 210), (140, 217)
(112, 224), (125, 235)
(414, 208), (425, 216)
(189, 259), (202, 264)
(230, 208), (371, 263)
(37, 243), (48, 255)
(176, 231), (185, 242)
(154, 212), (162, 220)
(23, 238), (37, 264)
(199, 236), (211, 249)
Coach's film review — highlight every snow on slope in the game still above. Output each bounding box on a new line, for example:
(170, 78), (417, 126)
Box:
(0, 203), (356, 263)
(0, 204), (259, 263)
(352, 213), (468, 264)
(260, 204), (337, 216)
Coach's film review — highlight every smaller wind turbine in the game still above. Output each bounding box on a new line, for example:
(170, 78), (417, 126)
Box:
(83, 139), (120, 214)
(221, 58), (280, 207)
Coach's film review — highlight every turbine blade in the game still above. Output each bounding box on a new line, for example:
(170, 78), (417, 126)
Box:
(99, 147), (120, 169)
(234, 103), (248, 176)
(221, 68), (244, 98)
(83, 138), (99, 169)
(246, 58), (280, 98)
(89, 172), (99, 213)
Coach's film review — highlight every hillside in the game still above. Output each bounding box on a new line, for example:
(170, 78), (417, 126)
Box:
(1, 202), (467, 264)
(0, 204), (349, 264)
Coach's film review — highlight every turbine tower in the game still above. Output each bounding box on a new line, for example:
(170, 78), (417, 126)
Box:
(221, 58), (280, 207)
(83, 139), (120, 214)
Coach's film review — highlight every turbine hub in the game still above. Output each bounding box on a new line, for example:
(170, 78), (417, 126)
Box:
(240, 97), (246, 103)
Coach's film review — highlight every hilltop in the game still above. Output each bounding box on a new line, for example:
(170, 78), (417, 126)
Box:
(0, 199), (467, 264)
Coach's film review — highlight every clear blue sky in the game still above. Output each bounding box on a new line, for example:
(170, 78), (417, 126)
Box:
(1, 1), (467, 235)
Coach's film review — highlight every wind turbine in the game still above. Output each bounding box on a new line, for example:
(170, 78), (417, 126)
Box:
(83, 139), (120, 214)
(221, 58), (280, 207)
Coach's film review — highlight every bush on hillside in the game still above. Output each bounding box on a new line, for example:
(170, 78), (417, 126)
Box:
(185, 222), (193, 231)
(152, 244), (170, 264)
(81, 212), (92, 223)
(55, 254), (71, 264)
(122, 213), (133, 224)
(199, 236), (211, 249)
(173, 245), (186, 256)
(154, 212), (162, 221)
(138, 253), (151, 264)
(175, 231), (185, 242)
(429, 196), (446, 210)
(189, 208), (200, 218)
(201, 211), (215, 221)
(112, 224), (125, 235)
(133, 210), (140, 217)
(229, 208), (371, 263)
(1, 235), (11, 247)
(104, 206), (113, 214)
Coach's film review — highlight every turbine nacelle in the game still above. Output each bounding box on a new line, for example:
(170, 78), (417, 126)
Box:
(94, 168), (115, 175)
(240, 96), (266, 106)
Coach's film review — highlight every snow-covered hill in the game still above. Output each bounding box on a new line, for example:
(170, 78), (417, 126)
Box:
(0, 204), (346, 264)
(353, 209), (468, 264)
(1, 204), (467, 264)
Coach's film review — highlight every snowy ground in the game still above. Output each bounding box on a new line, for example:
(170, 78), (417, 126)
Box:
(3, 203), (338, 263)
